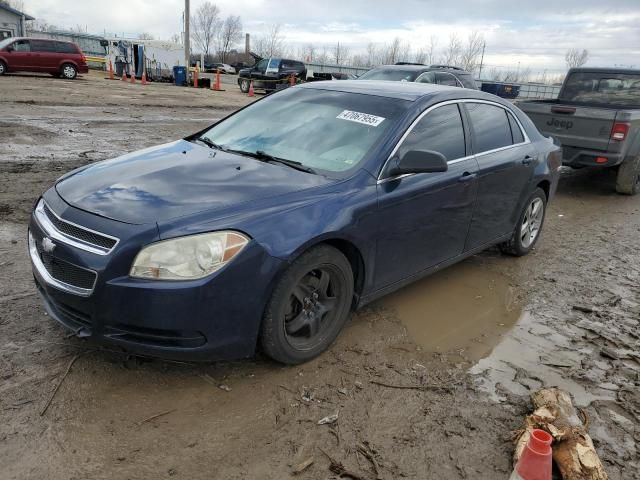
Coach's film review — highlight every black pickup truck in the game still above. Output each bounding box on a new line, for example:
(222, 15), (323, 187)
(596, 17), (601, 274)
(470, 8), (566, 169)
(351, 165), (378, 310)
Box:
(237, 56), (307, 93)
(518, 68), (640, 194)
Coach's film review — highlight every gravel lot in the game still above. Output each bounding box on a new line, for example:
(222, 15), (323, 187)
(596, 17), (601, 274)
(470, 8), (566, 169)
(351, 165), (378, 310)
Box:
(1, 71), (638, 480)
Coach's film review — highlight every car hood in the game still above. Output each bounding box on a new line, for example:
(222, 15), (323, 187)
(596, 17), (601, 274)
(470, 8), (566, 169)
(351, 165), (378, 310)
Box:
(55, 140), (332, 224)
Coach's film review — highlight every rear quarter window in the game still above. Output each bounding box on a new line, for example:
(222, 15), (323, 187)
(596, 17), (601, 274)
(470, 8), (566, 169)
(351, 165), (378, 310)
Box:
(56, 42), (79, 54)
(31, 40), (58, 52)
(466, 103), (513, 152)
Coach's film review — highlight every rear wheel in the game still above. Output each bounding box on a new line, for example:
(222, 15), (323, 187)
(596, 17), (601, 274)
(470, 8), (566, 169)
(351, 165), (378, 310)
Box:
(60, 63), (77, 80)
(239, 78), (250, 93)
(260, 245), (354, 364)
(615, 155), (640, 195)
(499, 188), (547, 256)
(0, 60), (6, 75)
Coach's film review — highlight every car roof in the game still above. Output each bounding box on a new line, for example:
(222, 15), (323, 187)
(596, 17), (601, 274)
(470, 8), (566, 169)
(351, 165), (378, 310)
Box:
(8, 36), (74, 44)
(567, 67), (640, 75)
(299, 79), (493, 102)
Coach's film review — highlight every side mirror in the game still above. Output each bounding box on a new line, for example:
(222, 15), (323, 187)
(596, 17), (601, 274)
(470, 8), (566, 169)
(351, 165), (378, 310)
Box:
(387, 150), (448, 177)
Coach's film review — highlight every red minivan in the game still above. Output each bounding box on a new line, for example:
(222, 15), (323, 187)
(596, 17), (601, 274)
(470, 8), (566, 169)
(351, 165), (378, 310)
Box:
(0, 37), (89, 79)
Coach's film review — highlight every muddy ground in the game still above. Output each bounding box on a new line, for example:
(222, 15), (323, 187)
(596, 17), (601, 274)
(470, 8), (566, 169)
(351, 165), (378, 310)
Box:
(1, 72), (638, 480)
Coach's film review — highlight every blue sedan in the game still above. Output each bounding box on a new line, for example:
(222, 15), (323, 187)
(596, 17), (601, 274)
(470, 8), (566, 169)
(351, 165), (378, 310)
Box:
(29, 81), (561, 364)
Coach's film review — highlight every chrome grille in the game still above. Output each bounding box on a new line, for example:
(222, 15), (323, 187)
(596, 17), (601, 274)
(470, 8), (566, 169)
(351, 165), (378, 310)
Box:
(43, 203), (117, 250)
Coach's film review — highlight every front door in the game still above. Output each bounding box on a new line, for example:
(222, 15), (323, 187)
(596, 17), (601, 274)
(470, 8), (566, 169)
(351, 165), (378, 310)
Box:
(7, 39), (33, 70)
(463, 102), (536, 249)
(375, 103), (479, 289)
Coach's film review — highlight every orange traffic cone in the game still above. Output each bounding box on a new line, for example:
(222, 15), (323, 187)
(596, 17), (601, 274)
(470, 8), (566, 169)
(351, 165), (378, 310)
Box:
(248, 80), (255, 97)
(289, 74), (295, 86)
(141, 69), (147, 85)
(130, 70), (136, 84)
(108, 60), (114, 80)
(212, 68), (222, 91)
(121, 70), (127, 82)
(193, 67), (199, 88)
(510, 429), (552, 480)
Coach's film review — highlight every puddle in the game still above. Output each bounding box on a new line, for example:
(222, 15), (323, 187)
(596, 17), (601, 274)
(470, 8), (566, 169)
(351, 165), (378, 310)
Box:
(469, 312), (617, 407)
(377, 261), (522, 361)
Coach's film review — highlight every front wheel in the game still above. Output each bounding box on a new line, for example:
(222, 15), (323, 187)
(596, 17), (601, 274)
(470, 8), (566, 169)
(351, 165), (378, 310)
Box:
(615, 155), (640, 195)
(239, 78), (250, 93)
(0, 60), (6, 75)
(260, 245), (354, 364)
(499, 188), (547, 256)
(60, 63), (77, 79)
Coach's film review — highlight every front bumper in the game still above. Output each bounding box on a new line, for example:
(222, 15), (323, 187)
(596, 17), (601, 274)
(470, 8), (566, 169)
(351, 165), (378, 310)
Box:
(29, 190), (284, 362)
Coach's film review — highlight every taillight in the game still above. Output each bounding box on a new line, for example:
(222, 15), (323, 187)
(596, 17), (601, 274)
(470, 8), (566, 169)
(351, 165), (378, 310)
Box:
(610, 122), (630, 141)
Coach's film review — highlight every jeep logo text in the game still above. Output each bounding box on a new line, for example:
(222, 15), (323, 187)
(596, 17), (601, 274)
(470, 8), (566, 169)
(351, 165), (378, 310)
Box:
(546, 117), (573, 130)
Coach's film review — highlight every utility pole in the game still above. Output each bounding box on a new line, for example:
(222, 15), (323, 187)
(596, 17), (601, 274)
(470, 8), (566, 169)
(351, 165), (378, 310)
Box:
(478, 40), (486, 80)
(184, 0), (190, 67)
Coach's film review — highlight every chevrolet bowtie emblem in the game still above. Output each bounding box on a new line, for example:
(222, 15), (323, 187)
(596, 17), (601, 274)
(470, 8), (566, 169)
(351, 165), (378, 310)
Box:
(42, 237), (56, 253)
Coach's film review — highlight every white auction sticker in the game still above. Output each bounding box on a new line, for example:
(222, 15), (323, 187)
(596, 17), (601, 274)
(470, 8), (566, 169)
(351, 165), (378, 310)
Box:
(336, 110), (385, 126)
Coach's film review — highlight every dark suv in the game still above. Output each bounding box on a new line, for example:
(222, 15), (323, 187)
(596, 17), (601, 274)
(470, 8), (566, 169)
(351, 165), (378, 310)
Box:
(0, 37), (88, 79)
(237, 57), (307, 92)
(358, 64), (478, 89)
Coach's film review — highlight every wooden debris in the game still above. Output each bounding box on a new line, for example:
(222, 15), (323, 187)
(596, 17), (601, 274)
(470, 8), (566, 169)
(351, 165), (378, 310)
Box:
(514, 387), (608, 480)
(40, 353), (83, 416)
(137, 408), (176, 426)
(292, 457), (314, 475)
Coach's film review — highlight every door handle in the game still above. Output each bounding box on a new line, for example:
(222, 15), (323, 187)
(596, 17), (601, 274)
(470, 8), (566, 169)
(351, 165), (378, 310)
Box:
(458, 172), (477, 182)
(522, 156), (534, 165)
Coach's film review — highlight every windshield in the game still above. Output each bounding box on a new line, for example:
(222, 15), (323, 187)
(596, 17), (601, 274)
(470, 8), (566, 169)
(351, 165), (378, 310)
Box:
(358, 68), (422, 82)
(0, 38), (14, 50)
(561, 72), (640, 107)
(200, 88), (408, 174)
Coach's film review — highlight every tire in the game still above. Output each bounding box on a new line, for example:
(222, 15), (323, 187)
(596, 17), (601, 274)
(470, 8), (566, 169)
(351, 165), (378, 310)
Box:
(0, 60), (6, 76)
(60, 63), (77, 80)
(239, 78), (250, 93)
(615, 155), (640, 195)
(260, 245), (354, 364)
(499, 188), (547, 257)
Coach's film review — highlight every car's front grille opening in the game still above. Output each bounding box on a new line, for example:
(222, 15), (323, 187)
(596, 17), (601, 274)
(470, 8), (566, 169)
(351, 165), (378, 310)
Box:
(35, 280), (93, 328)
(34, 234), (97, 290)
(43, 203), (117, 250)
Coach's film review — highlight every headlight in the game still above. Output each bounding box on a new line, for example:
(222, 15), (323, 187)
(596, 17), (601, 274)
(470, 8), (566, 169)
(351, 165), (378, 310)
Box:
(130, 231), (249, 280)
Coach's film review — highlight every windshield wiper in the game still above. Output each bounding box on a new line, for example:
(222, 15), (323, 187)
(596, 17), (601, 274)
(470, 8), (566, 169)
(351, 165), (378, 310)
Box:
(226, 149), (316, 174)
(195, 136), (225, 150)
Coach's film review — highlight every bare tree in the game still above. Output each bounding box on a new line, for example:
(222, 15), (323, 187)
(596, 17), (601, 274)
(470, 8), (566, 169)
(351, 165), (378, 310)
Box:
(169, 33), (181, 44)
(442, 34), (462, 67)
(460, 31), (484, 74)
(365, 42), (379, 66)
(384, 37), (402, 64)
(191, 1), (221, 56)
(138, 32), (155, 40)
(253, 24), (285, 58)
(218, 15), (242, 62)
(414, 48), (428, 65)
(427, 35), (438, 65)
(565, 48), (588, 69)
(332, 42), (351, 65)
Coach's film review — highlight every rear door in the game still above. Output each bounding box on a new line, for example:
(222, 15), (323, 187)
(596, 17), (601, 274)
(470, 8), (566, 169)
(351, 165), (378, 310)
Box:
(463, 101), (537, 249)
(375, 103), (479, 288)
(30, 40), (58, 71)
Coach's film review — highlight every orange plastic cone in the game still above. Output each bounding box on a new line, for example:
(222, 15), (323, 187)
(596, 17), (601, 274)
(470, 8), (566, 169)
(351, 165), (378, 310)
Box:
(248, 80), (255, 97)
(289, 73), (295, 86)
(130, 70), (136, 84)
(193, 67), (199, 88)
(121, 70), (127, 82)
(510, 429), (552, 480)
(141, 69), (147, 85)
(213, 68), (222, 91)
(108, 60), (114, 80)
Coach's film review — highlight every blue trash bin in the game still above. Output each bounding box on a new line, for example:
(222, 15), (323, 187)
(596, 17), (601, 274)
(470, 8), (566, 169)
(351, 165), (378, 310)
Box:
(173, 66), (187, 86)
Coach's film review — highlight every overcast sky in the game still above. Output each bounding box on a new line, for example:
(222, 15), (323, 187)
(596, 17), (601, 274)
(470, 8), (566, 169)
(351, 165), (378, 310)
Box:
(20, 0), (640, 75)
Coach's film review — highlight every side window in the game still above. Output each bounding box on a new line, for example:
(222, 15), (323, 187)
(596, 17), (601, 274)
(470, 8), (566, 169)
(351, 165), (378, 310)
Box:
(465, 103), (513, 152)
(508, 113), (525, 144)
(416, 71), (436, 84)
(397, 104), (466, 162)
(254, 59), (268, 72)
(436, 72), (460, 87)
(32, 40), (57, 52)
(13, 40), (31, 52)
(56, 42), (78, 54)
